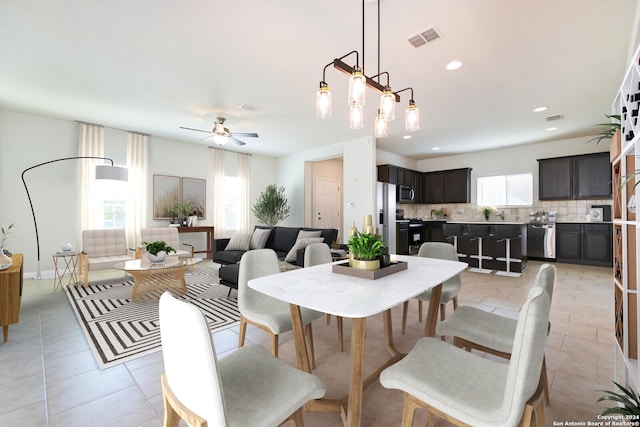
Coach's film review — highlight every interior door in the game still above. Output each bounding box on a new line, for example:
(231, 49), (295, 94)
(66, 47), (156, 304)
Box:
(313, 177), (341, 240)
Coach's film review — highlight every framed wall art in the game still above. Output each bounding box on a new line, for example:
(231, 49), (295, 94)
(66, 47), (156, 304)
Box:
(153, 174), (181, 219)
(181, 177), (206, 219)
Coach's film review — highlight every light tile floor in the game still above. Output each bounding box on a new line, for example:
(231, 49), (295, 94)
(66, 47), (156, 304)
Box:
(0, 259), (616, 426)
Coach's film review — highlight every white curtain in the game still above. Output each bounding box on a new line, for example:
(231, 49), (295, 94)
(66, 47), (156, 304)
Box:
(126, 132), (148, 249)
(76, 123), (104, 248)
(237, 154), (251, 233)
(210, 149), (227, 236)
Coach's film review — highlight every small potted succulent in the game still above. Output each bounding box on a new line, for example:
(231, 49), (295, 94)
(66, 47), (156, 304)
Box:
(142, 240), (175, 263)
(347, 232), (385, 271)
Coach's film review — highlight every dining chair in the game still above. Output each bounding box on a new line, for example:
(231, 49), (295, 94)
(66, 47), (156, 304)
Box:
(436, 263), (555, 404)
(304, 242), (345, 352)
(159, 292), (326, 427)
(401, 242), (463, 335)
(380, 286), (551, 427)
(237, 248), (324, 368)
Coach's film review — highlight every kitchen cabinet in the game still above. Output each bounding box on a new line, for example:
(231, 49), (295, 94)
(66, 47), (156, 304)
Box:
(377, 164), (398, 185)
(424, 168), (471, 203)
(538, 152), (611, 200)
(422, 221), (446, 243)
(556, 223), (612, 266)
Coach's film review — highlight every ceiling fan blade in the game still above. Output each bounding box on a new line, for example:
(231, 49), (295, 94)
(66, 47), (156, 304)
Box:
(198, 135), (213, 142)
(179, 126), (210, 134)
(230, 132), (258, 138)
(231, 137), (247, 146)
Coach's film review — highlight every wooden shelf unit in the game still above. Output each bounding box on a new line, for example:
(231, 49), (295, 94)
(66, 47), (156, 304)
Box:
(613, 42), (640, 388)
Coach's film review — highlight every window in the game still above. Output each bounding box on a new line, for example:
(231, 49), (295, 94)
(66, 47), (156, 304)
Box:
(477, 173), (533, 207)
(97, 180), (128, 229)
(224, 176), (241, 232)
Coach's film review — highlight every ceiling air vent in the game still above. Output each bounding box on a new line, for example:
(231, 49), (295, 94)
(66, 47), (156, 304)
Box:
(408, 27), (441, 48)
(545, 114), (565, 122)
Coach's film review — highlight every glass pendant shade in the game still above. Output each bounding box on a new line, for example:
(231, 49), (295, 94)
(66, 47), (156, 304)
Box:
(380, 90), (395, 121)
(348, 69), (366, 106)
(316, 84), (332, 119)
(375, 110), (387, 138)
(405, 102), (420, 131)
(349, 102), (364, 129)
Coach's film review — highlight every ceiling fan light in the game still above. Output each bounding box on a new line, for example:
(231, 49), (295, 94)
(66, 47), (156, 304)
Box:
(349, 102), (364, 129)
(348, 67), (366, 106)
(213, 134), (228, 145)
(316, 83), (332, 119)
(380, 88), (395, 121)
(405, 101), (419, 132)
(375, 109), (387, 138)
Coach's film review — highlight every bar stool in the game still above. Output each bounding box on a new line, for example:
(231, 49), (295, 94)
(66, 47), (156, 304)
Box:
(467, 224), (493, 274)
(493, 224), (522, 277)
(442, 223), (467, 260)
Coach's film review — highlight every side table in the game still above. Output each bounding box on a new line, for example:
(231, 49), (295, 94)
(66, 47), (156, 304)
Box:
(0, 254), (23, 342)
(53, 251), (79, 290)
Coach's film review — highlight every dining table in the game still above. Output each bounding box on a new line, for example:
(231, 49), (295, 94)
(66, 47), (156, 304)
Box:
(248, 254), (467, 427)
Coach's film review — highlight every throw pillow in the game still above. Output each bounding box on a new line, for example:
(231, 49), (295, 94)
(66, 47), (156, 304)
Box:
(225, 233), (252, 251)
(250, 228), (271, 249)
(297, 230), (322, 240)
(284, 237), (324, 263)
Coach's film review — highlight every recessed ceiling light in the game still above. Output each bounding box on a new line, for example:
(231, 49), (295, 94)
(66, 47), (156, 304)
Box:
(445, 61), (463, 71)
(546, 127), (557, 131)
(403, 135), (412, 140)
(432, 147), (440, 151)
(533, 106), (548, 112)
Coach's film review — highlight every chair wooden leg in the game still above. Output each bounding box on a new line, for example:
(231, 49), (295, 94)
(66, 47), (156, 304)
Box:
(284, 407), (304, 427)
(238, 316), (248, 348)
(452, 296), (458, 310)
(542, 355), (550, 404)
(401, 393), (420, 427)
(418, 300), (423, 322)
(402, 301), (409, 335)
(337, 316), (344, 352)
(271, 332), (279, 358)
(326, 313), (331, 325)
(304, 323), (315, 369)
(440, 303), (446, 321)
(161, 374), (206, 427)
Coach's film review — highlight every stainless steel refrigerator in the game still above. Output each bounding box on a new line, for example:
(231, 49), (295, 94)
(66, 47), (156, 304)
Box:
(376, 182), (397, 254)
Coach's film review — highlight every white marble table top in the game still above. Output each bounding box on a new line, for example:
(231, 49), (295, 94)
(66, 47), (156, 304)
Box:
(249, 255), (467, 319)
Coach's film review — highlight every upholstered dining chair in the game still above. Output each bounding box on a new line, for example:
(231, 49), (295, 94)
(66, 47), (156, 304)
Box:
(401, 242), (463, 335)
(380, 286), (551, 427)
(436, 263), (555, 404)
(159, 292), (326, 427)
(238, 248), (324, 368)
(304, 242), (345, 352)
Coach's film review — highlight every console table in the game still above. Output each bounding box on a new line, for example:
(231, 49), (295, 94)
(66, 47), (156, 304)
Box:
(0, 254), (23, 342)
(177, 226), (214, 259)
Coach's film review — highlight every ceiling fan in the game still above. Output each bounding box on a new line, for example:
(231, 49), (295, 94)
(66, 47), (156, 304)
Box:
(179, 117), (258, 146)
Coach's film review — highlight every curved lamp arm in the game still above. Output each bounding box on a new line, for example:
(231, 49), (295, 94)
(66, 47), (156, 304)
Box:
(21, 156), (127, 279)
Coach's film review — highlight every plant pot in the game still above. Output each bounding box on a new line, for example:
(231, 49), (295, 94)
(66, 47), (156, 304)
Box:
(484, 214), (490, 221)
(147, 251), (167, 263)
(0, 249), (12, 271)
(351, 259), (380, 271)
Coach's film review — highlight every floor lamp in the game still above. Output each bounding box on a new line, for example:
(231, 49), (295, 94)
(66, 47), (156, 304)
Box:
(21, 157), (128, 279)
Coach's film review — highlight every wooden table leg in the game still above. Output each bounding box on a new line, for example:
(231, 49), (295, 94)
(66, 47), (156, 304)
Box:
(383, 309), (401, 357)
(346, 317), (366, 427)
(289, 304), (312, 374)
(424, 284), (442, 338)
(3, 325), (8, 342)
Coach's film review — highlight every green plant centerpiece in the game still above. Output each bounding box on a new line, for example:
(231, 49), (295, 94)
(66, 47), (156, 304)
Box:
(142, 240), (176, 263)
(347, 232), (385, 271)
(479, 206), (495, 220)
(170, 200), (194, 225)
(597, 381), (640, 416)
(252, 184), (291, 226)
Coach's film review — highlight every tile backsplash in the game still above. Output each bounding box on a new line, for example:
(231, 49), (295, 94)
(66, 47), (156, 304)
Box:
(400, 199), (613, 222)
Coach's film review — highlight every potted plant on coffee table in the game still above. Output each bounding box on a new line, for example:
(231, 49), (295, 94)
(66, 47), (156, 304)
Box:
(347, 232), (385, 271)
(142, 240), (176, 263)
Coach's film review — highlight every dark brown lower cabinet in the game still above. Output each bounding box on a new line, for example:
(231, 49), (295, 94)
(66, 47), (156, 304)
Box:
(556, 223), (612, 266)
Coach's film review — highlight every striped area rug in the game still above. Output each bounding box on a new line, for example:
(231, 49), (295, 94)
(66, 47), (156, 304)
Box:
(65, 266), (239, 369)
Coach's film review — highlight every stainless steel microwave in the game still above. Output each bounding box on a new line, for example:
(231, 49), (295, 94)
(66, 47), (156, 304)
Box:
(398, 185), (415, 203)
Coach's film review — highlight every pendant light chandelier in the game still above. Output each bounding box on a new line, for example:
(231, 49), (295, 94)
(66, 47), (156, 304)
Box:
(315, 0), (419, 137)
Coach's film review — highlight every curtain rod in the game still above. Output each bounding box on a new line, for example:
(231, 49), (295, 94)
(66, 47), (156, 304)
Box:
(74, 120), (150, 136)
(209, 146), (252, 156)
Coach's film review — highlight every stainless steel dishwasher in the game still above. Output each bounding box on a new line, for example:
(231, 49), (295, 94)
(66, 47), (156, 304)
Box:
(527, 223), (556, 260)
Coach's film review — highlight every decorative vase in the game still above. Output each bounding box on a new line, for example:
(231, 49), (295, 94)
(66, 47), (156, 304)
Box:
(0, 249), (12, 271)
(147, 251), (166, 263)
(351, 258), (380, 271)
(484, 214), (490, 221)
(349, 221), (358, 237)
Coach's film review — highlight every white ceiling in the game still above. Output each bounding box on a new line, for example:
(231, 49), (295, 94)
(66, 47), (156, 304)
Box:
(1, 0), (638, 160)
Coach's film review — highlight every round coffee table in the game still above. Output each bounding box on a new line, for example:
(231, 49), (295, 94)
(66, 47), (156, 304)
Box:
(114, 257), (202, 302)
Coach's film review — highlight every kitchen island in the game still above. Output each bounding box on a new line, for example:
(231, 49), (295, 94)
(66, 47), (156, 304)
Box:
(437, 221), (528, 274)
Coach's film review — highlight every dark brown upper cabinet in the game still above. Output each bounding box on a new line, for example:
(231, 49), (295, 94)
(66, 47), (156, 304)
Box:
(538, 152), (611, 200)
